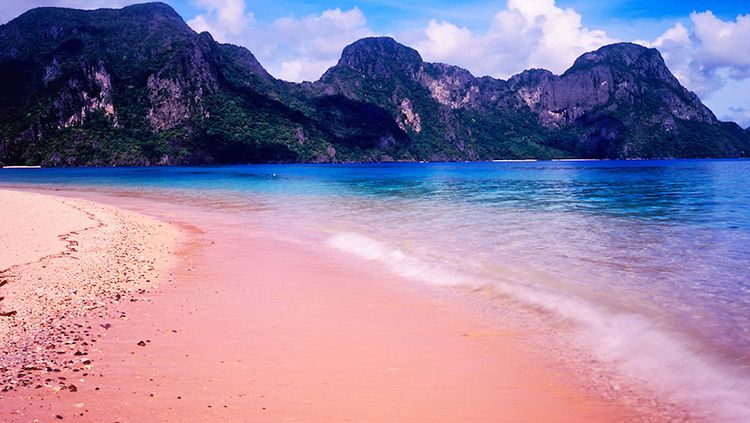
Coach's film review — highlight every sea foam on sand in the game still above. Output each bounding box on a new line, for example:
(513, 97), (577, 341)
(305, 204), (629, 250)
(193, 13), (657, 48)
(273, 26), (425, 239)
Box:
(327, 230), (750, 422)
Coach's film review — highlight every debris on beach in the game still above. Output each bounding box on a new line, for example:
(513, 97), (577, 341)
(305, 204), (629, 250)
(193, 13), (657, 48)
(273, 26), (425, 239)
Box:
(0, 196), (176, 398)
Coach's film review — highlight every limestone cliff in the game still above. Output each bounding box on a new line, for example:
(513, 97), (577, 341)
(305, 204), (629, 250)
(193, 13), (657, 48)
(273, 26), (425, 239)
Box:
(0, 4), (748, 166)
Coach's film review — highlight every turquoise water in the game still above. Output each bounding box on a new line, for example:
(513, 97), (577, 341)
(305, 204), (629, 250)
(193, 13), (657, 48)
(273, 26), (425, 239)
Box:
(3, 159), (750, 418)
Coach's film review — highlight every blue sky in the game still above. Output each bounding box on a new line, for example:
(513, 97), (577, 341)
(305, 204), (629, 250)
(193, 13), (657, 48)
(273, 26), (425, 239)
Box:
(2, 0), (749, 126)
(156, 1), (750, 42)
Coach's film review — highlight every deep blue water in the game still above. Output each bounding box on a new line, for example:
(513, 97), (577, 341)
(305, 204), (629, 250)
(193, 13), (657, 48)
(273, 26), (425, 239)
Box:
(3, 159), (750, 418)
(2, 159), (749, 226)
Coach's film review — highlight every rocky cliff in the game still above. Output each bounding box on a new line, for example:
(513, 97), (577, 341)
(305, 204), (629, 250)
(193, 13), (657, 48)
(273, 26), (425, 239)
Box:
(0, 3), (747, 166)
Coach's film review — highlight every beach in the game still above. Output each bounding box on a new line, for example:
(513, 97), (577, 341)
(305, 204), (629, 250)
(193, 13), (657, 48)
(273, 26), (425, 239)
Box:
(0, 187), (663, 422)
(0, 190), (179, 401)
(1, 0), (749, 419)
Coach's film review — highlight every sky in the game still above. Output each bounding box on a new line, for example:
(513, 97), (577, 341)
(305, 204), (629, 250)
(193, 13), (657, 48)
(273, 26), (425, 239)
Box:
(1, 0), (749, 127)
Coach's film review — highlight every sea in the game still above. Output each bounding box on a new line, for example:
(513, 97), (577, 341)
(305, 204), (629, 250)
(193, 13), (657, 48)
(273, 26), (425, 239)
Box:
(2, 159), (750, 420)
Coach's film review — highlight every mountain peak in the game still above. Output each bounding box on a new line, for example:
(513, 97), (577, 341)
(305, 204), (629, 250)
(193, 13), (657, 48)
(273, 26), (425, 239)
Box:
(508, 68), (554, 86)
(1, 3), (748, 165)
(119, 2), (183, 19)
(10, 1), (182, 23)
(566, 42), (663, 73)
(335, 37), (423, 75)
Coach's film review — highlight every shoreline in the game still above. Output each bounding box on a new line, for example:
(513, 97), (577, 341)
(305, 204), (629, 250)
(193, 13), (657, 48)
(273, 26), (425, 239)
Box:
(1, 187), (681, 421)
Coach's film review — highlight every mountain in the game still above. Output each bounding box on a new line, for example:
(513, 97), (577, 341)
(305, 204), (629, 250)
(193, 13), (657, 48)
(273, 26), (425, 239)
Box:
(0, 3), (748, 166)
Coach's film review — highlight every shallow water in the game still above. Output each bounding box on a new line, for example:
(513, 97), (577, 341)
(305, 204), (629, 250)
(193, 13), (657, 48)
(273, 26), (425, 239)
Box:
(3, 159), (750, 420)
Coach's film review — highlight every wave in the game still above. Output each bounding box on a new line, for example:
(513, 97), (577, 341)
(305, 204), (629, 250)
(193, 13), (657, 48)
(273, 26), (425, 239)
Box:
(327, 231), (750, 422)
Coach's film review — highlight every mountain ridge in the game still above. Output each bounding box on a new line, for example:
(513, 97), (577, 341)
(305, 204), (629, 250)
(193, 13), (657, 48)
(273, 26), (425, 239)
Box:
(0, 2), (748, 166)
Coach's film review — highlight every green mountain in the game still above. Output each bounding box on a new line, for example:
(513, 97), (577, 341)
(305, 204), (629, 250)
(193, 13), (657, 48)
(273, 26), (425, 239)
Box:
(0, 2), (747, 166)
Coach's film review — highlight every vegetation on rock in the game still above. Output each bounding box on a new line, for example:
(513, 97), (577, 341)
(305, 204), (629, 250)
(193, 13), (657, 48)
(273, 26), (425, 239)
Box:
(0, 3), (747, 166)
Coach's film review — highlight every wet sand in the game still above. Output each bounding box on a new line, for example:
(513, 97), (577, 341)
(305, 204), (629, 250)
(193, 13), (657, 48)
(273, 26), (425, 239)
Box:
(0, 188), (650, 422)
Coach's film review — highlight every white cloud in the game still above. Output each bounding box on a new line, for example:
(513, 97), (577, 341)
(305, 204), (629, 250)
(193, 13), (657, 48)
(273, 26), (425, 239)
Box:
(187, 0), (255, 43)
(406, 0), (616, 78)
(640, 11), (750, 123)
(269, 8), (373, 80)
(697, 77), (750, 128)
(403, 1), (749, 124)
(642, 22), (724, 95)
(2, 0), (372, 82)
(274, 8), (370, 58)
(727, 107), (750, 128)
(403, 0), (750, 112)
(691, 11), (750, 79)
(276, 58), (337, 82)
(187, 2), (372, 82)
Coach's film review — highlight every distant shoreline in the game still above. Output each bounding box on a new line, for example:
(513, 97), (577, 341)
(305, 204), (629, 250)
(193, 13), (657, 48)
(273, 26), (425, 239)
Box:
(1, 156), (748, 170)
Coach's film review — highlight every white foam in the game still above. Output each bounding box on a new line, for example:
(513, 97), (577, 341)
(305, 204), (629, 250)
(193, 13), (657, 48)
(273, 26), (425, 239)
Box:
(327, 231), (750, 422)
(327, 232), (478, 287)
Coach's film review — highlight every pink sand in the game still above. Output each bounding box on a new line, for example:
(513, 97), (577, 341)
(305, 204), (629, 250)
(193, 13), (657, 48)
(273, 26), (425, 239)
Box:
(2, 190), (643, 421)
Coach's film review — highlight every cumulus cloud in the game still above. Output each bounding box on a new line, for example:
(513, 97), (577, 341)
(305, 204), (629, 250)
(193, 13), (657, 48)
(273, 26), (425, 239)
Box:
(639, 11), (750, 122)
(404, 1), (749, 124)
(271, 8), (373, 81)
(641, 22), (723, 95)
(188, 0), (617, 82)
(406, 0), (616, 78)
(188, 2), (372, 82)
(404, 0), (750, 111)
(187, 0), (254, 43)
(692, 12), (750, 79)
(644, 13), (750, 97)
